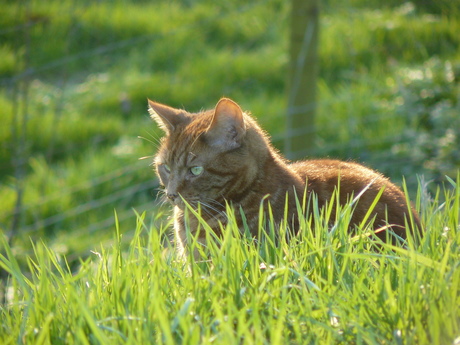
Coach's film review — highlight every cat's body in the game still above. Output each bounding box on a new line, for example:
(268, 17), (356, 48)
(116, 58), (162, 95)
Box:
(149, 98), (421, 255)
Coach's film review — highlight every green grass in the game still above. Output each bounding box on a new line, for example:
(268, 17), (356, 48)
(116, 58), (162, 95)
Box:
(0, 1), (459, 342)
(1, 179), (459, 344)
(1, 0), (458, 249)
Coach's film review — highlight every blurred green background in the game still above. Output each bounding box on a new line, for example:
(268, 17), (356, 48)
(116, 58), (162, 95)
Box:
(0, 0), (459, 261)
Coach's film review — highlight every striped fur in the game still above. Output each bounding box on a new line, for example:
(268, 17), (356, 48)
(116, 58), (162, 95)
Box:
(149, 98), (421, 255)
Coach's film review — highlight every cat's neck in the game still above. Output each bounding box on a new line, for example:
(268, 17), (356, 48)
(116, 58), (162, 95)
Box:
(223, 148), (304, 231)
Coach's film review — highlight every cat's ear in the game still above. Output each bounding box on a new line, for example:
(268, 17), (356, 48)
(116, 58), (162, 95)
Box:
(148, 99), (186, 133)
(205, 98), (245, 151)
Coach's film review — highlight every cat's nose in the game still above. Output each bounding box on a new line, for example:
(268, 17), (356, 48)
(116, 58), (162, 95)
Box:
(167, 192), (178, 201)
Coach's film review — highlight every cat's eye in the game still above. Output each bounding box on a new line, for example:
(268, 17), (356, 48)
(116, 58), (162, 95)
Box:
(163, 164), (171, 173)
(190, 166), (204, 176)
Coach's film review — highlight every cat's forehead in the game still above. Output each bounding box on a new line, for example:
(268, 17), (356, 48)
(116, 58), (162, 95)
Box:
(156, 109), (217, 164)
(169, 110), (212, 139)
(162, 109), (211, 136)
(159, 140), (204, 167)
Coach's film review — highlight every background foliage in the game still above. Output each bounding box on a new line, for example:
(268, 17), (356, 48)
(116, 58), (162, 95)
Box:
(0, 0), (459, 284)
(0, 0), (459, 343)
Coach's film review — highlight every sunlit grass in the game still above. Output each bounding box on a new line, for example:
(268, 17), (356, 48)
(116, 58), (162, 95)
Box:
(1, 178), (459, 344)
(0, 4), (459, 341)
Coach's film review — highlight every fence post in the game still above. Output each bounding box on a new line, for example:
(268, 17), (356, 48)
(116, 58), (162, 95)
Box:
(286, 0), (319, 160)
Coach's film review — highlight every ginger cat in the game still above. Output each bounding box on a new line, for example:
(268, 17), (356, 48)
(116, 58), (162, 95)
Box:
(149, 98), (421, 255)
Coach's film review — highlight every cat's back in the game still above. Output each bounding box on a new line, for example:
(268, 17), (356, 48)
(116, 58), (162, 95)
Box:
(289, 158), (404, 202)
(290, 159), (387, 186)
(289, 158), (421, 238)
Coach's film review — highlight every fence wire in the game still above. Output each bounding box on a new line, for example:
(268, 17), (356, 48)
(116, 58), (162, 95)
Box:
(0, 0), (457, 243)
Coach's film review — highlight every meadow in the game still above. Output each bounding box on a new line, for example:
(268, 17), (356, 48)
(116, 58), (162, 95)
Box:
(1, 182), (459, 344)
(0, 0), (459, 343)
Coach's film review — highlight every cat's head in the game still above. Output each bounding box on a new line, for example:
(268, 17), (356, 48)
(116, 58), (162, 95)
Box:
(149, 98), (270, 213)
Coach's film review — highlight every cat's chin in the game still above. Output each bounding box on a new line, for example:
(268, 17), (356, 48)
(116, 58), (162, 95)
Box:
(170, 198), (192, 210)
(171, 200), (185, 209)
(171, 198), (202, 212)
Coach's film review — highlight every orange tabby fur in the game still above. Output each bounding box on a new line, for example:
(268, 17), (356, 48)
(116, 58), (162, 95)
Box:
(149, 98), (421, 255)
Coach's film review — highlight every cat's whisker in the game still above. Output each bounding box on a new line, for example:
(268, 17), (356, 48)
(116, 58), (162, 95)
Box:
(156, 194), (168, 207)
(153, 186), (170, 207)
(201, 197), (227, 214)
(198, 205), (215, 220)
(138, 135), (160, 148)
(205, 197), (226, 208)
(139, 155), (154, 161)
(183, 198), (226, 223)
(199, 200), (228, 222)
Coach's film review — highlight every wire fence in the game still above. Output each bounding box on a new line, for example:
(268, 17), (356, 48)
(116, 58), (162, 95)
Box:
(0, 0), (458, 246)
(1, 0), (281, 244)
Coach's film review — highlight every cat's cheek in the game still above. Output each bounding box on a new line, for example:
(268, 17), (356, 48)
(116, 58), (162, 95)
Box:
(189, 182), (207, 198)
